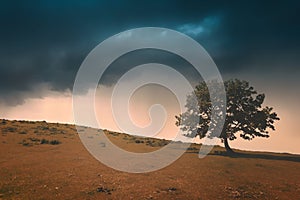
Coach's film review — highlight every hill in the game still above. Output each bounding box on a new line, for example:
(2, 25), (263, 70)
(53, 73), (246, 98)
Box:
(0, 119), (299, 199)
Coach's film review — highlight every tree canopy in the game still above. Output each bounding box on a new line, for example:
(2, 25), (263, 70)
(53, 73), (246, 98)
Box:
(175, 79), (280, 153)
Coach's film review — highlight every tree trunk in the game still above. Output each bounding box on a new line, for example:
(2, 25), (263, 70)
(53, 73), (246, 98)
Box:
(224, 137), (234, 154)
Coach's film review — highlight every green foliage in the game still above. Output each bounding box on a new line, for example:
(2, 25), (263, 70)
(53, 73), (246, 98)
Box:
(40, 139), (49, 144)
(40, 139), (61, 145)
(49, 140), (61, 145)
(176, 79), (280, 151)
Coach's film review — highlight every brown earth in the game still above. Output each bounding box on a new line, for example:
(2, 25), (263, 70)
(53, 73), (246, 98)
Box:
(0, 119), (299, 200)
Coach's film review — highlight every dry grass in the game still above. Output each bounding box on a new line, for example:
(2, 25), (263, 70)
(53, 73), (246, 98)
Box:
(0, 119), (299, 199)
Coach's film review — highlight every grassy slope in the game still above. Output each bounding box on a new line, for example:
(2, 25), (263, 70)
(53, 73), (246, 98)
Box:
(0, 119), (299, 200)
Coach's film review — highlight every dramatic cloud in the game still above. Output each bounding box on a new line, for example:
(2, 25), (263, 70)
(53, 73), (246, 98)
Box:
(178, 16), (221, 36)
(0, 0), (299, 105)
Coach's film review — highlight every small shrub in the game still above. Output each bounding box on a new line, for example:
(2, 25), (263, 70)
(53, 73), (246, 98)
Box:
(19, 131), (27, 134)
(22, 142), (31, 146)
(20, 139), (32, 147)
(96, 187), (114, 195)
(5, 127), (17, 132)
(28, 137), (40, 142)
(42, 126), (49, 130)
(40, 139), (49, 144)
(40, 139), (61, 145)
(187, 147), (198, 151)
(108, 131), (119, 136)
(50, 140), (61, 145)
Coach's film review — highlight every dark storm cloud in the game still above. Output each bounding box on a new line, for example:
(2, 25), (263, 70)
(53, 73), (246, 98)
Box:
(0, 0), (299, 105)
(100, 49), (203, 87)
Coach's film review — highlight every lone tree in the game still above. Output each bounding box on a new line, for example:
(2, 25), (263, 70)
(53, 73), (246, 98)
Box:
(176, 79), (280, 154)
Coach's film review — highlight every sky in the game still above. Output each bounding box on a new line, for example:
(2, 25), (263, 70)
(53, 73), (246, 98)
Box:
(0, 1), (300, 154)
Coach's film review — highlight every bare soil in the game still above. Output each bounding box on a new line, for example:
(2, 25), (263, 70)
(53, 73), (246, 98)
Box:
(0, 119), (299, 199)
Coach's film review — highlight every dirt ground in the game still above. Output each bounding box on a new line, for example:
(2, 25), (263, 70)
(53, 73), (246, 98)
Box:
(0, 119), (299, 200)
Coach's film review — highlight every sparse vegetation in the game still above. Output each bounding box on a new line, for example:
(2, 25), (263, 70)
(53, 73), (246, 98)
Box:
(135, 139), (144, 144)
(40, 139), (61, 145)
(40, 138), (49, 144)
(49, 140), (61, 145)
(21, 140), (31, 146)
(4, 127), (17, 132)
(28, 137), (40, 142)
(18, 137), (61, 146)
(96, 187), (114, 195)
(0, 119), (299, 199)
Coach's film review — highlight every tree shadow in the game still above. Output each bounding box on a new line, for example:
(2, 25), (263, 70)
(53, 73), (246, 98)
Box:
(209, 150), (300, 163)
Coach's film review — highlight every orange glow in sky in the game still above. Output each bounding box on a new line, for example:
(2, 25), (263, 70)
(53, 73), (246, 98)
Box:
(0, 87), (299, 154)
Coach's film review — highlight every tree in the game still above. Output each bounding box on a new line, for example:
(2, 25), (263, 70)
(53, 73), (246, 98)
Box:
(175, 79), (280, 154)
